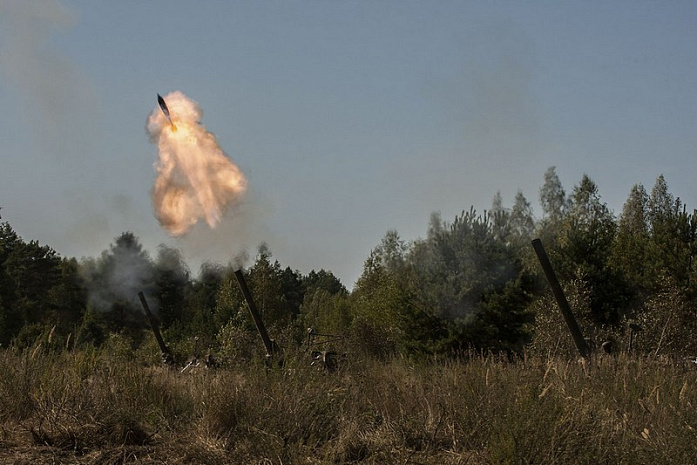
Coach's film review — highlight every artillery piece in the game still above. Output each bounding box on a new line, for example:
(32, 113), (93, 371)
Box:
(233, 270), (347, 370)
(180, 336), (218, 373)
(306, 328), (345, 372)
(138, 291), (217, 370)
(137, 291), (174, 366)
(234, 269), (280, 363)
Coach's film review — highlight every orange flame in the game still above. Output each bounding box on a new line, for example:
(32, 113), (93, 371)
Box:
(146, 91), (247, 236)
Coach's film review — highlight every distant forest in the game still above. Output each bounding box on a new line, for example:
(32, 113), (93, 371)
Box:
(2, 166), (696, 361)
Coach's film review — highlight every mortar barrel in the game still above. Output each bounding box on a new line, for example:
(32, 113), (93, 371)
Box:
(234, 269), (275, 357)
(531, 239), (590, 358)
(137, 291), (172, 357)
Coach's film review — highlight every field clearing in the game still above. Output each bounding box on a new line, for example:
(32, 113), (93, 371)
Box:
(1, 348), (696, 464)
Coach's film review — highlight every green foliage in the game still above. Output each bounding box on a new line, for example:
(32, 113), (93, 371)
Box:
(537, 166), (569, 246)
(76, 308), (107, 347)
(213, 270), (246, 331)
(350, 231), (409, 354)
(611, 183), (651, 292)
(645, 175), (696, 289)
(244, 244), (303, 329)
(300, 268), (349, 335)
(300, 288), (350, 335)
(351, 213), (534, 356)
(0, 221), (80, 345)
(412, 209), (534, 353)
(5, 166), (697, 360)
(304, 269), (347, 296)
(8, 165), (697, 461)
(79, 232), (154, 340)
(510, 190), (536, 244)
(153, 245), (190, 330)
(216, 320), (264, 366)
(490, 190), (535, 251)
(556, 175), (630, 325)
(180, 262), (226, 340)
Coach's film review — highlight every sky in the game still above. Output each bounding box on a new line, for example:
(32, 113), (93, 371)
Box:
(1, 1), (696, 289)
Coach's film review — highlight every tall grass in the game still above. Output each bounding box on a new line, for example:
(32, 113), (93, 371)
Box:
(0, 346), (696, 464)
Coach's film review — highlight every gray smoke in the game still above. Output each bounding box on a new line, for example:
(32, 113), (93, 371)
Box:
(0, 0), (98, 156)
(79, 233), (156, 314)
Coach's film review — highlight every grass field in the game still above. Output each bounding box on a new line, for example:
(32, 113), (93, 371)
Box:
(1, 345), (696, 464)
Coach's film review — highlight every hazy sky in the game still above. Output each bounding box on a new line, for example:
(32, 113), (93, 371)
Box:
(1, 1), (696, 288)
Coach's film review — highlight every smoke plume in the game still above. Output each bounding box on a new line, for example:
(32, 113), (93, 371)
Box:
(0, 0), (99, 157)
(79, 232), (156, 314)
(146, 91), (247, 236)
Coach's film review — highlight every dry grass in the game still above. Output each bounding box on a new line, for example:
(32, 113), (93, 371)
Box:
(0, 346), (696, 464)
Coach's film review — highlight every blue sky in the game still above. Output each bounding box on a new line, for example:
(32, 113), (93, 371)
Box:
(1, 1), (696, 288)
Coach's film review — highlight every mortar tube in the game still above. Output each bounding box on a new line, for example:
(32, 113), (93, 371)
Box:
(233, 269), (275, 357)
(531, 239), (590, 359)
(138, 291), (173, 360)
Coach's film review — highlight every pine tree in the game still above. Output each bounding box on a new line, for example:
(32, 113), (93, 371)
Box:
(611, 183), (650, 290)
(153, 245), (190, 330)
(79, 232), (155, 339)
(510, 190), (535, 244)
(559, 175), (628, 325)
(406, 209), (534, 353)
(537, 166), (569, 253)
(539, 166), (567, 224)
(646, 175), (695, 288)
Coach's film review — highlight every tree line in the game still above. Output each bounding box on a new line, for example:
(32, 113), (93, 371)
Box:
(1, 167), (696, 360)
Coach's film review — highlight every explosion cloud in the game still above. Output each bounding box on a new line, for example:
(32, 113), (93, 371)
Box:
(146, 91), (247, 236)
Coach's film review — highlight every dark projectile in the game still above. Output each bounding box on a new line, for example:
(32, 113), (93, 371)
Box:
(157, 94), (171, 119)
(157, 93), (177, 132)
